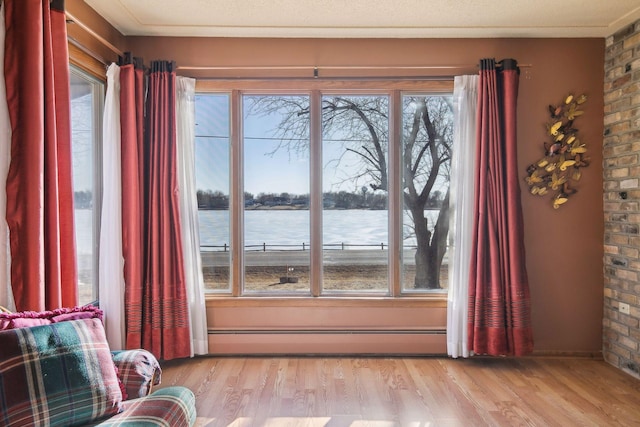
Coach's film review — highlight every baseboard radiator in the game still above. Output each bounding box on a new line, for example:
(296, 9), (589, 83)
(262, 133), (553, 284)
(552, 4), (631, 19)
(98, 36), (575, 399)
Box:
(206, 298), (448, 355)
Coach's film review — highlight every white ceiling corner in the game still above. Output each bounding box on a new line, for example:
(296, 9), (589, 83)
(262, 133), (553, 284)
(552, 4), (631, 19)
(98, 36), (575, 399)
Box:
(83, 0), (640, 38)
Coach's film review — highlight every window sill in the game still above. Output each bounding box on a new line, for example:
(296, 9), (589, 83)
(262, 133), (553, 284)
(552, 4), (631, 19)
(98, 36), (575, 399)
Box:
(205, 295), (447, 308)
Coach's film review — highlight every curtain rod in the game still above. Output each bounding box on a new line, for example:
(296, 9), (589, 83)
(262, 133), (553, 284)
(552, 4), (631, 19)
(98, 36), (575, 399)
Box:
(178, 63), (532, 79)
(65, 10), (125, 58)
(177, 64), (533, 72)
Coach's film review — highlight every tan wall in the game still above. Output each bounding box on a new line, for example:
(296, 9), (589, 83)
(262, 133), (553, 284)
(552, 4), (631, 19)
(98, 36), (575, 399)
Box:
(126, 37), (605, 354)
(69, 0), (606, 355)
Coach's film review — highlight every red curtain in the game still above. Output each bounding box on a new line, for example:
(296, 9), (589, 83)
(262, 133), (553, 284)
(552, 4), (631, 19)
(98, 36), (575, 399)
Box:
(4, 0), (77, 311)
(468, 58), (533, 356)
(137, 60), (190, 360)
(119, 57), (146, 350)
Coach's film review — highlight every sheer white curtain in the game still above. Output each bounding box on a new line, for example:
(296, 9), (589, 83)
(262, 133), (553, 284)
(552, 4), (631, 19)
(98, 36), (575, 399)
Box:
(99, 63), (126, 349)
(0, 3), (13, 311)
(447, 75), (478, 358)
(176, 76), (209, 356)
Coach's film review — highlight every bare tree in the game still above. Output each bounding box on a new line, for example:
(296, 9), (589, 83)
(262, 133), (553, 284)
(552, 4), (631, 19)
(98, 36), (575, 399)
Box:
(403, 97), (452, 288)
(245, 95), (453, 289)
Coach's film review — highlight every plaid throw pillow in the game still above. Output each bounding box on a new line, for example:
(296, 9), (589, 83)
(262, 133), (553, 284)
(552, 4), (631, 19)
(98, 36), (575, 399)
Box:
(0, 318), (123, 426)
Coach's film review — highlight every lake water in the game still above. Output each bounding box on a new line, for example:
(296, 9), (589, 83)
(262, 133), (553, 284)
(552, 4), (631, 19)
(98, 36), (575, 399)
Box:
(75, 208), (440, 255)
(200, 209), (392, 250)
(198, 209), (438, 251)
(74, 208), (447, 292)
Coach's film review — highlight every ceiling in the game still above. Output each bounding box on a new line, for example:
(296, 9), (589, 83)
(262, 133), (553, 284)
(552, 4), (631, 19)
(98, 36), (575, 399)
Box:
(84, 0), (640, 39)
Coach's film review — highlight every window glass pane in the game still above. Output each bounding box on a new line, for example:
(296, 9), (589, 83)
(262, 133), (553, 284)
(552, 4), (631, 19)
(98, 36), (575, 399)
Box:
(322, 95), (389, 293)
(70, 68), (102, 305)
(401, 95), (453, 292)
(195, 94), (231, 292)
(242, 95), (311, 293)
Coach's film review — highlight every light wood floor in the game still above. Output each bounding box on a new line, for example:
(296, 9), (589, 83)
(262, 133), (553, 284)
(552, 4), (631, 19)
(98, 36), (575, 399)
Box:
(159, 356), (640, 427)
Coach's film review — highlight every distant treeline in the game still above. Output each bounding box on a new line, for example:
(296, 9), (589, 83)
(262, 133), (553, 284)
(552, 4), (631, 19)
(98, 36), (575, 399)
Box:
(196, 189), (444, 210)
(74, 189), (444, 211)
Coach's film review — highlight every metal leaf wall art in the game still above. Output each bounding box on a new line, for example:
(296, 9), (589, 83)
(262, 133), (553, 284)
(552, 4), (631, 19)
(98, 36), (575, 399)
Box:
(524, 93), (589, 209)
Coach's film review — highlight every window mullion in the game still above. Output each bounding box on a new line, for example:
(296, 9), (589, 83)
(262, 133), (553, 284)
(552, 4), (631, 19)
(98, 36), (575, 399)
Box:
(230, 90), (244, 296)
(389, 90), (402, 296)
(310, 90), (323, 297)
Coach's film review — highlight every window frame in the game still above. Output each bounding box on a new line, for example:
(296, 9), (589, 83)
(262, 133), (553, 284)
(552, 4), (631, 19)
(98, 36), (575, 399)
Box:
(196, 79), (453, 300)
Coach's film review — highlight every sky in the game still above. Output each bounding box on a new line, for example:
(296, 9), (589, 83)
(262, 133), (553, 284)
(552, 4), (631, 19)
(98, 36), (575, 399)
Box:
(72, 92), (449, 199)
(70, 92), (95, 193)
(195, 93), (311, 195)
(194, 94), (376, 197)
(72, 91), (367, 197)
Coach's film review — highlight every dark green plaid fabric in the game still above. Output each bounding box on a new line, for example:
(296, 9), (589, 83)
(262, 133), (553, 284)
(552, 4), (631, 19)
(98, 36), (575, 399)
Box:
(0, 318), (123, 426)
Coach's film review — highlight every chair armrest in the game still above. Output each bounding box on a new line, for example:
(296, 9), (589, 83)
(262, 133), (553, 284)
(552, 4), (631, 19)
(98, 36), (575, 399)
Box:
(95, 386), (196, 427)
(111, 349), (162, 399)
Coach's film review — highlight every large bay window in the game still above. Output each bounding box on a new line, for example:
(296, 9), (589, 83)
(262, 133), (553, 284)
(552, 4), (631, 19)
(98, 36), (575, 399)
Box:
(195, 81), (453, 298)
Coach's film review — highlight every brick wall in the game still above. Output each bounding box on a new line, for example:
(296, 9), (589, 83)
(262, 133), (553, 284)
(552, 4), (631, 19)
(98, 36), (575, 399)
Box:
(603, 18), (640, 379)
